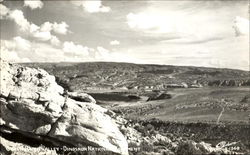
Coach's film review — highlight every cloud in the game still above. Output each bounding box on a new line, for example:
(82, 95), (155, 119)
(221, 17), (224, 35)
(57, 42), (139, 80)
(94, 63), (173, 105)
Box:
(1, 37), (141, 64)
(63, 41), (90, 57)
(29, 23), (40, 33)
(126, 12), (175, 34)
(1, 38), (63, 62)
(32, 27), (64, 45)
(8, 11), (54, 41)
(0, 49), (30, 63)
(95, 46), (110, 59)
(233, 16), (249, 36)
(160, 36), (223, 44)
(0, 38), (31, 62)
(83, 1), (110, 13)
(13, 36), (31, 51)
(32, 43), (65, 62)
(125, 32), (249, 70)
(52, 22), (69, 35)
(40, 22), (53, 32)
(8, 10), (31, 31)
(110, 40), (120, 45)
(24, 0), (44, 10)
(0, 4), (9, 19)
(126, 2), (247, 40)
(5, 7), (70, 46)
(95, 46), (143, 63)
(33, 31), (52, 41)
(71, 0), (111, 13)
(50, 36), (61, 46)
(40, 21), (69, 35)
(1, 4), (93, 62)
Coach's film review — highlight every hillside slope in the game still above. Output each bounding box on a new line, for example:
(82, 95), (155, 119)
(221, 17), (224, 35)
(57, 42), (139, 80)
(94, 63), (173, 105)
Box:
(22, 62), (250, 92)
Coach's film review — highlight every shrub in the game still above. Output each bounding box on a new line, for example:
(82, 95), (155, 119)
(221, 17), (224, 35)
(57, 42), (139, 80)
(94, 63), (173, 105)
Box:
(139, 140), (154, 152)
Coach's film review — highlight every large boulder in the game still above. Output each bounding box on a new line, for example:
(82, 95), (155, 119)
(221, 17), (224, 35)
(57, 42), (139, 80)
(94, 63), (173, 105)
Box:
(68, 91), (96, 104)
(0, 59), (128, 155)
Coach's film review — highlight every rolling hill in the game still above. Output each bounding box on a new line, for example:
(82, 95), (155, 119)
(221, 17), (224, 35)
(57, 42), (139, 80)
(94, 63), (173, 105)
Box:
(21, 62), (250, 92)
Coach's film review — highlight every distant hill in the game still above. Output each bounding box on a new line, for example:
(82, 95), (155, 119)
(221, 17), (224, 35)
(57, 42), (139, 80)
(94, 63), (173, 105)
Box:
(21, 62), (250, 92)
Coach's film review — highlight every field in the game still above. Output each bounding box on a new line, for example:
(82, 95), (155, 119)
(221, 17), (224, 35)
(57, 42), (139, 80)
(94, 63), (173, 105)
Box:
(86, 87), (249, 124)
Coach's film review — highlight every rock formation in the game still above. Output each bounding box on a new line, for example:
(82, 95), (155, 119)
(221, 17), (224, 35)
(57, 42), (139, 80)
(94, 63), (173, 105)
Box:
(0, 59), (128, 155)
(208, 79), (250, 87)
(176, 140), (242, 155)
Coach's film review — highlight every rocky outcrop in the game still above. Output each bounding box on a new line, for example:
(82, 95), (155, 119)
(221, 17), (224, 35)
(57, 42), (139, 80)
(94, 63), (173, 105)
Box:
(176, 140), (243, 155)
(208, 79), (250, 87)
(68, 91), (96, 104)
(0, 59), (128, 155)
(121, 120), (243, 155)
(121, 119), (246, 155)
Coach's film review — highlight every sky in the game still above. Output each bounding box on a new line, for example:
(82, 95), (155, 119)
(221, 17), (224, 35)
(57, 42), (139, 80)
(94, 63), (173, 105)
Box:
(0, 0), (249, 70)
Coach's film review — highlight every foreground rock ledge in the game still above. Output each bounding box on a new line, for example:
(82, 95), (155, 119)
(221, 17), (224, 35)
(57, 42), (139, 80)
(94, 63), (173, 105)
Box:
(0, 59), (128, 155)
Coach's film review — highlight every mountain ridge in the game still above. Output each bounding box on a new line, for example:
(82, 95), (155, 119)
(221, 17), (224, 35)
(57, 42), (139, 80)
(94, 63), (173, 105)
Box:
(19, 61), (249, 72)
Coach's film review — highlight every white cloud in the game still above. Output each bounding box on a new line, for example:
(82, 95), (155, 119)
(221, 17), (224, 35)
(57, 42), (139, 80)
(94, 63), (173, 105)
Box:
(233, 16), (249, 36)
(123, 33), (249, 70)
(8, 10), (31, 31)
(33, 31), (52, 41)
(21, 57), (31, 62)
(32, 42), (92, 62)
(24, 0), (44, 10)
(0, 38), (63, 62)
(71, 0), (111, 13)
(13, 36), (31, 51)
(31, 24), (64, 45)
(0, 49), (28, 63)
(126, 5), (239, 39)
(0, 40), (16, 53)
(82, 1), (111, 13)
(1, 5), (90, 63)
(0, 4), (9, 19)
(96, 46), (110, 59)
(29, 23), (40, 33)
(52, 22), (69, 34)
(4, 4), (69, 46)
(110, 40), (120, 45)
(50, 36), (61, 46)
(40, 22), (53, 32)
(31, 22), (69, 40)
(126, 12), (175, 34)
(5, 8), (69, 46)
(0, 39), (31, 62)
(160, 36), (222, 44)
(1, 37), (141, 64)
(95, 46), (142, 63)
(32, 43), (65, 62)
(40, 21), (69, 34)
(63, 41), (90, 56)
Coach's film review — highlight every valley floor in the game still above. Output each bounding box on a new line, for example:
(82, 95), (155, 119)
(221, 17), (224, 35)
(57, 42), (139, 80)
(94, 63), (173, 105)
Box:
(88, 87), (250, 124)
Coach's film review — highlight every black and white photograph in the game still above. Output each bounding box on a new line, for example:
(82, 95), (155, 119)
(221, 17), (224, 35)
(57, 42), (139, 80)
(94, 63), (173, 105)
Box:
(0, 0), (249, 154)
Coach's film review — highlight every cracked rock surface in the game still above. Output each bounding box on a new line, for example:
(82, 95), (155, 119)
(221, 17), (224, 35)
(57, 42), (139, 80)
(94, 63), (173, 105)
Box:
(0, 59), (128, 155)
